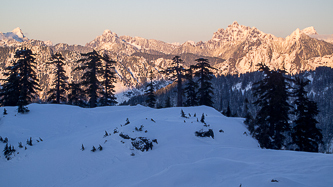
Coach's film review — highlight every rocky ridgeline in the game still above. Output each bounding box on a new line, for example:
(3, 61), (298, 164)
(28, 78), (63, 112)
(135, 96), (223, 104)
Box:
(1, 22), (333, 101)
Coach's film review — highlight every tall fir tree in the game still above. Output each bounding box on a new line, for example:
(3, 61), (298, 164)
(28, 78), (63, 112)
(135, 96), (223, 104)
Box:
(47, 52), (68, 104)
(67, 82), (86, 107)
(291, 77), (323, 152)
(225, 102), (232, 117)
(99, 54), (117, 106)
(252, 63), (291, 149)
(7, 48), (40, 113)
(193, 58), (215, 107)
(75, 50), (103, 108)
(164, 96), (171, 108)
(243, 98), (254, 134)
(145, 70), (156, 108)
(163, 56), (186, 107)
(184, 65), (198, 106)
(0, 60), (20, 106)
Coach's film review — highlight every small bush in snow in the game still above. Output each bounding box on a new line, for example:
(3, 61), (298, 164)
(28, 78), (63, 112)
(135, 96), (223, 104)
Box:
(103, 131), (109, 137)
(181, 109), (186, 118)
(81, 144), (85, 151)
(151, 118), (155, 123)
(124, 118), (130, 126)
(3, 144), (16, 160)
(0, 136), (3, 142)
(195, 129), (214, 139)
(152, 139), (158, 144)
(131, 137), (156, 152)
(26, 137), (33, 146)
(135, 125), (144, 131)
(3, 108), (7, 115)
(98, 145), (103, 151)
(119, 133), (131, 139)
(113, 128), (119, 134)
(91, 146), (96, 152)
(18, 142), (23, 148)
(219, 129), (224, 133)
(3, 137), (8, 143)
(200, 113), (205, 124)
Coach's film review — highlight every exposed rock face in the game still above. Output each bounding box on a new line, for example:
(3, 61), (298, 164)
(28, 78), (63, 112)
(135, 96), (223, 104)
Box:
(1, 22), (333, 102)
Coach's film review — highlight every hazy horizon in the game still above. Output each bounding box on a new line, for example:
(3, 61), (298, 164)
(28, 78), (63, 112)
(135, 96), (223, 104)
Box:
(1, 0), (332, 45)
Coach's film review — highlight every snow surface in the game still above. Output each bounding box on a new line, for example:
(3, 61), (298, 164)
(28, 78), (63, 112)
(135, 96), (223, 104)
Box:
(0, 104), (332, 187)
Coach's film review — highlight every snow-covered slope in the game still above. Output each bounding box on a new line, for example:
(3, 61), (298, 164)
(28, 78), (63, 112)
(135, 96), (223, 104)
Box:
(0, 104), (332, 187)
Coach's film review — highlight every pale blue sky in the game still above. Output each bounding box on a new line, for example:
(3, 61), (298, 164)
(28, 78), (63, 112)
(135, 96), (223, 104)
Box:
(1, 0), (332, 45)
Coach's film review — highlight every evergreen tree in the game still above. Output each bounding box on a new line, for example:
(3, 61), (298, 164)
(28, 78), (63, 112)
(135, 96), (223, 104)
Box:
(225, 102), (232, 117)
(252, 63), (291, 149)
(67, 82), (85, 107)
(193, 58), (215, 107)
(184, 65), (198, 106)
(243, 98), (254, 134)
(145, 70), (156, 108)
(75, 50), (103, 108)
(164, 96), (171, 108)
(47, 52), (68, 104)
(163, 56), (186, 107)
(14, 48), (40, 113)
(291, 77), (323, 152)
(0, 61), (20, 106)
(99, 54), (117, 106)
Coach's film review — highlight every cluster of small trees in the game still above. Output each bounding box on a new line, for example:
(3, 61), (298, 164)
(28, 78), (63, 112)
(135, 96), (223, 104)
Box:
(246, 63), (323, 152)
(0, 48), (117, 111)
(145, 56), (215, 108)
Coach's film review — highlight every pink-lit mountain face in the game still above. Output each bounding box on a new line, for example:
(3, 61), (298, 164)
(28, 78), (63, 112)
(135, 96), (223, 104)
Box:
(1, 22), (333, 101)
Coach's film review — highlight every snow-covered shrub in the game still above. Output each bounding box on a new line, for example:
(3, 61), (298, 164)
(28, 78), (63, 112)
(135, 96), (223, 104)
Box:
(131, 137), (155, 152)
(26, 137), (32, 146)
(124, 118), (130, 126)
(119, 133), (131, 139)
(195, 129), (214, 139)
(3, 144), (16, 160)
(81, 144), (85, 151)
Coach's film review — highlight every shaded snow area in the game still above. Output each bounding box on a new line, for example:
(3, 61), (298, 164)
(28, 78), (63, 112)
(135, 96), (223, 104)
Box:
(0, 104), (332, 187)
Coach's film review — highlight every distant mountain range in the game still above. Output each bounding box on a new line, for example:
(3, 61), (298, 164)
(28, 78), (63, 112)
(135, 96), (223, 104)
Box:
(1, 22), (333, 102)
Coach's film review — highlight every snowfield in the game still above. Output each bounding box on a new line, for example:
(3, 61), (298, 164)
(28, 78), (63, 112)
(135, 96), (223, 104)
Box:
(0, 104), (332, 187)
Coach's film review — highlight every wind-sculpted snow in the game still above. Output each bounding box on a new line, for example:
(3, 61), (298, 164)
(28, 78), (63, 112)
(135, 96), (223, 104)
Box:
(0, 104), (332, 187)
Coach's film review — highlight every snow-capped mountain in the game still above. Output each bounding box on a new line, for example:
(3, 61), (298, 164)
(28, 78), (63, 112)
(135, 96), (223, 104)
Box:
(0, 27), (52, 47)
(0, 27), (28, 46)
(85, 29), (177, 55)
(85, 21), (333, 75)
(1, 22), (333, 102)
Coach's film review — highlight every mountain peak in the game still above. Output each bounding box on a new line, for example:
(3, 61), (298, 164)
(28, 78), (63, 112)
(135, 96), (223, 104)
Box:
(301, 26), (318, 35)
(232, 21), (239, 26)
(103, 29), (117, 37)
(11, 27), (25, 38)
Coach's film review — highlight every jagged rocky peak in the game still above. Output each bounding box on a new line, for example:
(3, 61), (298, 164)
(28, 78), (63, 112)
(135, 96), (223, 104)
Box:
(302, 26), (318, 36)
(211, 21), (257, 43)
(103, 29), (118, 37)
